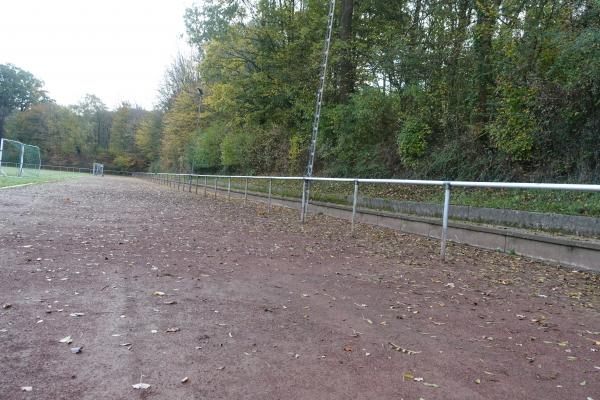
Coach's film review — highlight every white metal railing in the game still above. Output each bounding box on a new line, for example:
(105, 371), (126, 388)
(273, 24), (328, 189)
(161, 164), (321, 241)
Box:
(133, 172), (600, 261)
(40, 164), (131, 176)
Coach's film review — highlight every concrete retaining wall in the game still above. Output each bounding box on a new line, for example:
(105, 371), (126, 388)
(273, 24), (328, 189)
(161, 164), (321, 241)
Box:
(346, 196), (600, 238)
(224, 186), (600, 272)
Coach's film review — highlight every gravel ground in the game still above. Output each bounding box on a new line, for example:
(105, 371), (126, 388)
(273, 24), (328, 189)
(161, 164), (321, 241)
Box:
(0, 177), (599, 400)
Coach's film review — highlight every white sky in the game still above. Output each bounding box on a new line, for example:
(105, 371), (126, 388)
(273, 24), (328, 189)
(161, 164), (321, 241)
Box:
(0, 0), (195, 110)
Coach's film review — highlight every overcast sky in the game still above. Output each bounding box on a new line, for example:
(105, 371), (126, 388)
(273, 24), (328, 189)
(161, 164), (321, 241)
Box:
(0, 0), (195, 110)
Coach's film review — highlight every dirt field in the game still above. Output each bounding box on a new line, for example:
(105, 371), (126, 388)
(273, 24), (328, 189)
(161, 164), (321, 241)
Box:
(1, 177), (599, 400)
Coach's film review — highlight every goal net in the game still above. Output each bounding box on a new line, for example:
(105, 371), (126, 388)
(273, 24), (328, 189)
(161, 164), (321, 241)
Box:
(92, 163), (104, 176)
(0, 138), (41, 177)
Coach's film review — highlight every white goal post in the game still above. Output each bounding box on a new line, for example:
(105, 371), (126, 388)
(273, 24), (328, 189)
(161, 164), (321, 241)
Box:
(0, 138), (42, 177)
(92, 163), (104, 176)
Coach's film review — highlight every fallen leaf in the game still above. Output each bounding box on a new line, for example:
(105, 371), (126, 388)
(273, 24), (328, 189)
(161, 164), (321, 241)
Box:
(132, 383), (151, 390)
(389, 342), (421, 355)
(181, 377), (189, 384)
(70, 347), (82, 354)
(166, 327), (180, 333)
(153, 291), (165, 296)
(59, 335), (73, 344)
(21, 386), (32, 392)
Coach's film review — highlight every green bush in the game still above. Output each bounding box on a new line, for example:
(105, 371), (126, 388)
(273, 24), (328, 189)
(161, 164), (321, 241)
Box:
(396, 117), (431, 167)
(221, 130), (250, 170)
(488, 83), (536, 161)
(190, 125), (224, 170)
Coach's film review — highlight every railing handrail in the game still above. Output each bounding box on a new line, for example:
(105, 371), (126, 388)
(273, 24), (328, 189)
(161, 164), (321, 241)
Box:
(137, 172), (600, 192)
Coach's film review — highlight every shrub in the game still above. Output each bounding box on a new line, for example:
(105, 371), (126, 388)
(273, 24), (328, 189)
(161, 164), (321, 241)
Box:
(396, 117), (431, 167)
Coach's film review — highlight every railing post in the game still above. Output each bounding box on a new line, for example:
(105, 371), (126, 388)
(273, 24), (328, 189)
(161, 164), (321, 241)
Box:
(214, 177), (218, 198)
(268, 178), (272, 213)
(300, 179), (307, 222)
(228, 177), (231, 201)
(244, 178), (248, 202)
(440, 183), (451, 261)
(204, 176), (208, 196)
(351, 179), (359, 235)
(18, 143), (24, 177)
(188, 175), (192, 192)
(195, 176), (199, 194)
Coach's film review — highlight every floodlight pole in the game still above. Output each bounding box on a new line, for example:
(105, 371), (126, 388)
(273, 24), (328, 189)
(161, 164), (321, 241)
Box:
(302, 0), (336, 221)
(0, 138), (4, 169)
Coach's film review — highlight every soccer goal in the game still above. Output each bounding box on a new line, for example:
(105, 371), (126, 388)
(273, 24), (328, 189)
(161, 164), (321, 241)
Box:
(0, 138), (41, 177)
(92, 163), (104, 176)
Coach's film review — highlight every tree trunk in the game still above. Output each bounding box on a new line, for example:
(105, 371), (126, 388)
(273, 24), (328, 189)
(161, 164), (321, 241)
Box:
(447, 0), (472, 139)
(338, 0), (355, 102)
(473, 0), (501, 136)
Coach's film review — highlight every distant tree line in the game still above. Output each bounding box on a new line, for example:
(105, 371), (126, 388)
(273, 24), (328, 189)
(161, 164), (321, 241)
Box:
(1, 0), (599, 181)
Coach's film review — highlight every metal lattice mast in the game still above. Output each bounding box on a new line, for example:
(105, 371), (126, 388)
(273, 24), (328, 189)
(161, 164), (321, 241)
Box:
(302, 0), (336, 221)
(306, 0), (336, 178)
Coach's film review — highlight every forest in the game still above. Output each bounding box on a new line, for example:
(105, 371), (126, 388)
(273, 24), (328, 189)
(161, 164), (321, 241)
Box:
(1, 0), (599, 182)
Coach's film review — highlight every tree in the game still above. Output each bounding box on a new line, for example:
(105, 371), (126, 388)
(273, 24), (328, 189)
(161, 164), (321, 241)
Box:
(161, 89), (199, 171)
(0, 64), (49, 139)
(157, 54), (199, 111)
(4, 102), (90, 164)
(158, 0), (600, 181)
(135, 111), (163, 166)
(109, 102), (147, 169)
(338, 0), (355, 102)
(73, 94), (112, 151)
